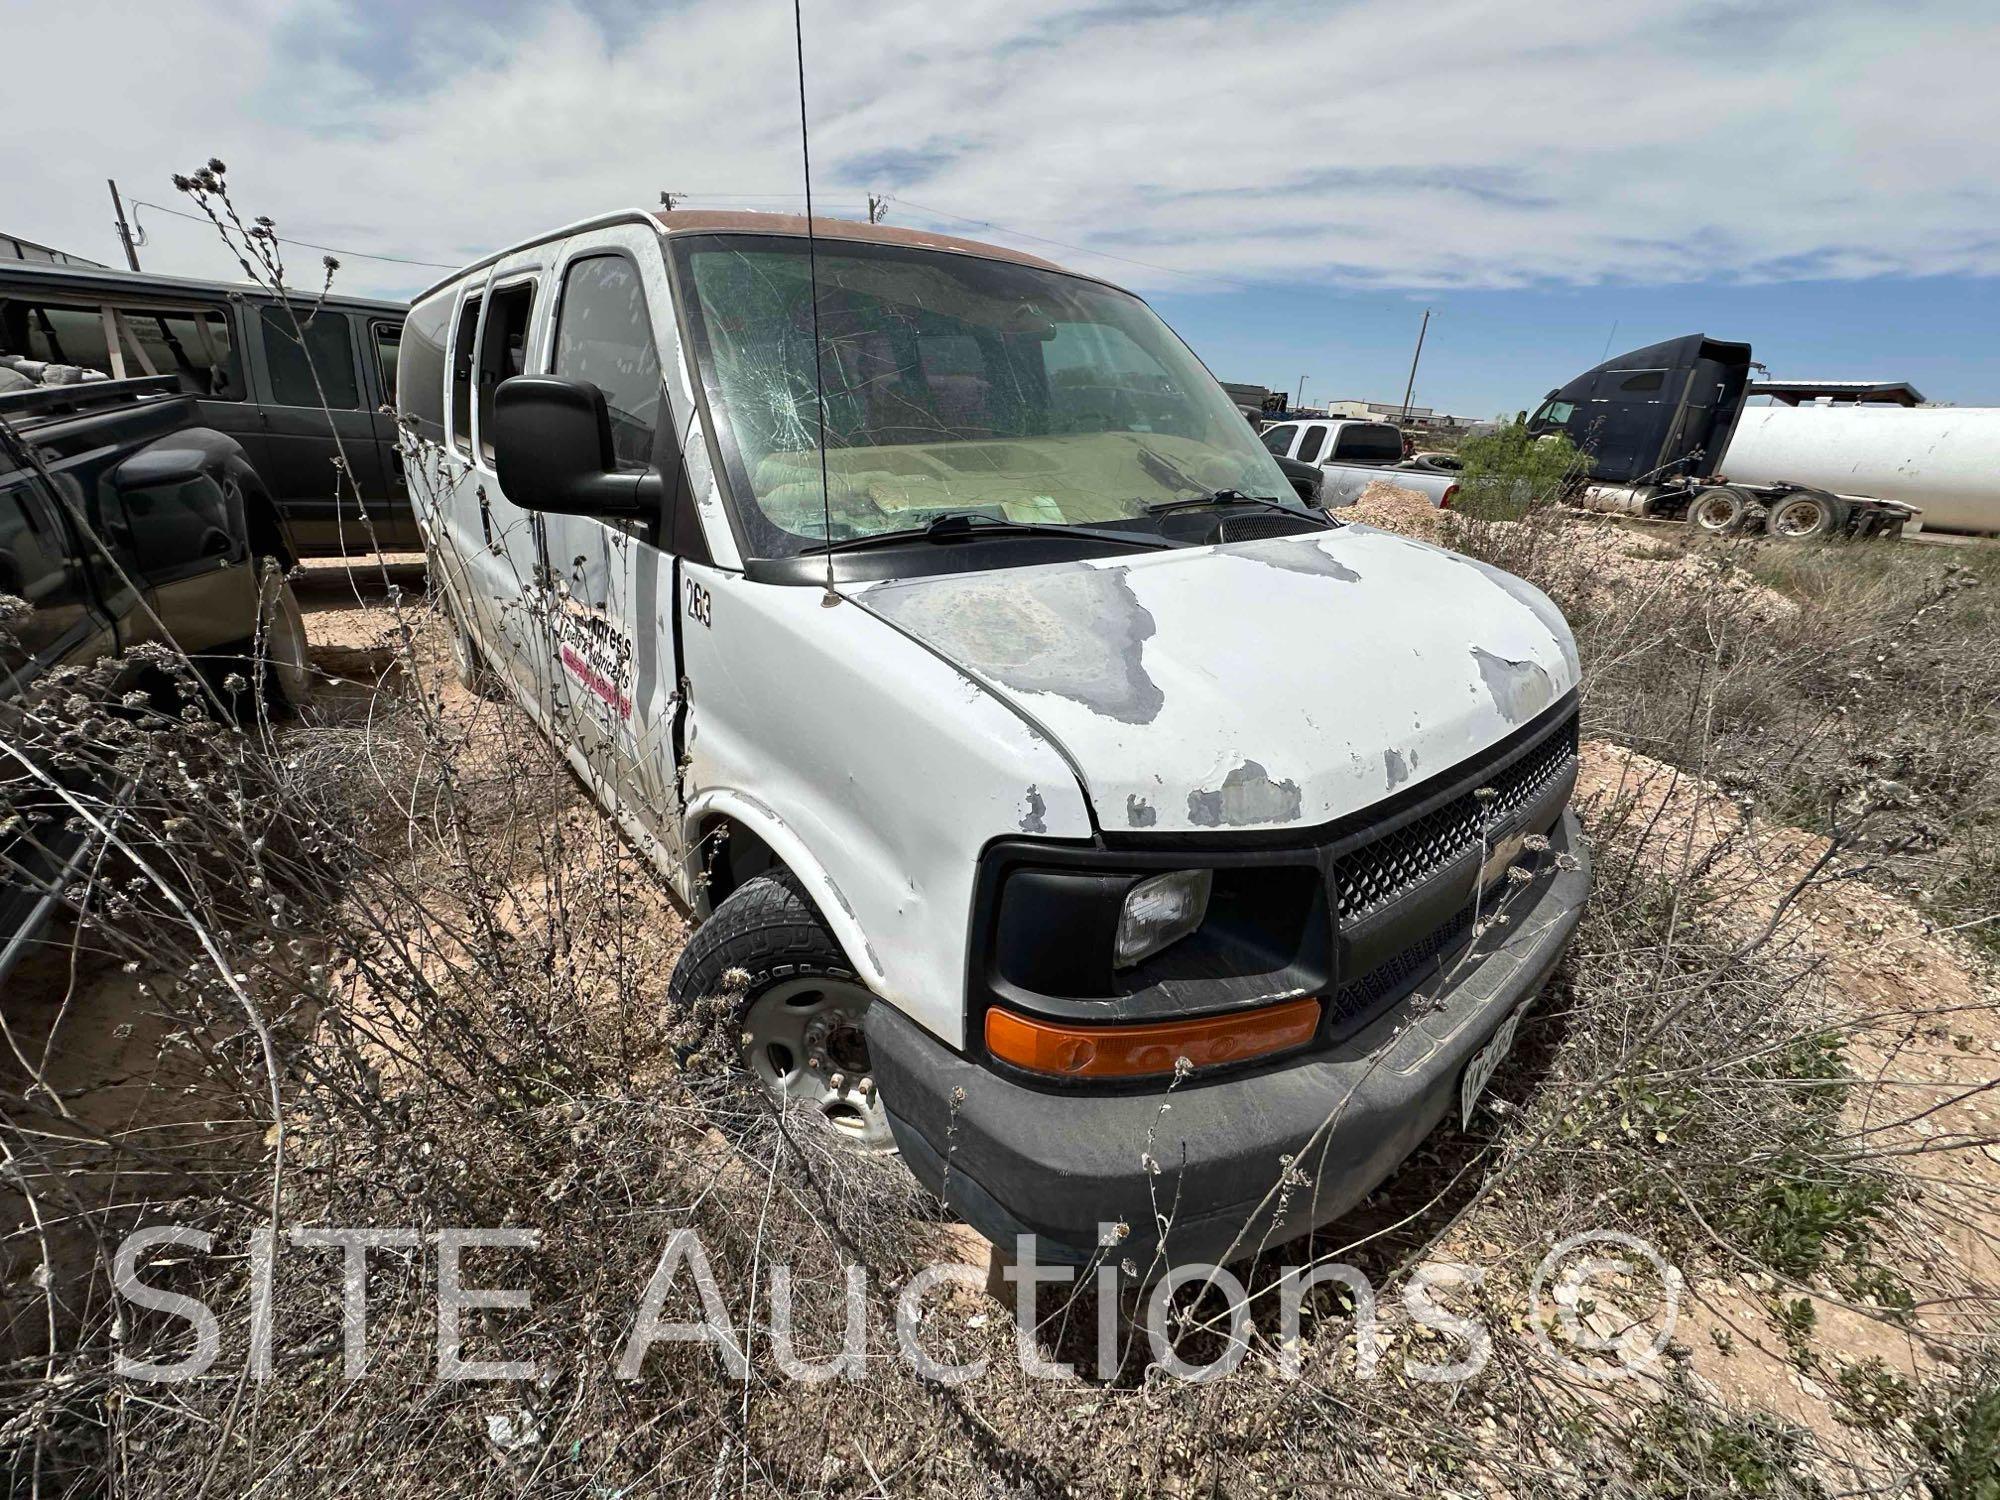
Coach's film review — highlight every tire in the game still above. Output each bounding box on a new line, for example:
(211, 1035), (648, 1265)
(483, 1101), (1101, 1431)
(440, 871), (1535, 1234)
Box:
(220, 561), (310, 716)
(1689, 486), (1754, 535)
(258, 567), (313, 709)
(668, 873), (895, 1152)
(1765, 489), (1849, 541)
(443, 590), (506, 701)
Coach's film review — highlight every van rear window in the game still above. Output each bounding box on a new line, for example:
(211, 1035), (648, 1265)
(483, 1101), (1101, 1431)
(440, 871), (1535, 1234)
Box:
(398, 292), (453, 442)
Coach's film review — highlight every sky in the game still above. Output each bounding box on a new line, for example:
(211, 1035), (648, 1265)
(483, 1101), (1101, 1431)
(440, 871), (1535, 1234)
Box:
(5, 0), (1998, 417)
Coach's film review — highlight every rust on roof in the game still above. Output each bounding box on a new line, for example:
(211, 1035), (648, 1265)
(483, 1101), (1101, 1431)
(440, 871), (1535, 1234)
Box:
(650, 210), (1066, 273)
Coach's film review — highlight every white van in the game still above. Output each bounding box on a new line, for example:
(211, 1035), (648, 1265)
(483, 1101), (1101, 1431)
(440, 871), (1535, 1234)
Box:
(398, 210), (1589, 1267)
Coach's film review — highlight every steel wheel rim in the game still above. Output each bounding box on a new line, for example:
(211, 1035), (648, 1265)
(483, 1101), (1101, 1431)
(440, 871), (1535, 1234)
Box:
(1693, 494), (1738, 531)
(1772, 498), (1824, 536)
(740, 977), (895, 1152)
(267, 582), (312, 704)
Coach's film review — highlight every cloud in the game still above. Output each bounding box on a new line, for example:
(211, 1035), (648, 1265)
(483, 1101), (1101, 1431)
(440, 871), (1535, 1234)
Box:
(3, 0), (1996, 301)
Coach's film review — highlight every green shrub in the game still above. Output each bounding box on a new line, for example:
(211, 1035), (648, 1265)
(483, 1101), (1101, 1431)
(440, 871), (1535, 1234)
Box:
(1917, 1362), (2000, 1500)
(1451, 419), (1585, 518)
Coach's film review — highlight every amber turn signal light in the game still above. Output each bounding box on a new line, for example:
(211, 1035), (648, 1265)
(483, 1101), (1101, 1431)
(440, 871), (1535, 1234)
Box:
(984, 998), (1322, 1080)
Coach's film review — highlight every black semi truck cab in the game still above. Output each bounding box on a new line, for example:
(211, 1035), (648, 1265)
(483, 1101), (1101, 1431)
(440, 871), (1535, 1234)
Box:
(1527, 333), (1914, 540)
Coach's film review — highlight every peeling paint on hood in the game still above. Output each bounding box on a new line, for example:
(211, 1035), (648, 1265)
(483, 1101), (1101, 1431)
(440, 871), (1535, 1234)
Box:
(1187, 760), (1303, 826)
(1470, 647), (1555, 723)
(848, 563), (1164, 725)
(855, 527), (1577, 833)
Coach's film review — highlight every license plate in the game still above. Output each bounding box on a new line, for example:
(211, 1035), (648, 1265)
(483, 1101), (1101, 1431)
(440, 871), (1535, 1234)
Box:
(1460, 1008), (1523, 1129)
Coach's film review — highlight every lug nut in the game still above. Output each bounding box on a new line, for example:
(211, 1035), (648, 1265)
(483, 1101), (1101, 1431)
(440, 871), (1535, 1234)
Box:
(858, 1077), (875, 1098)
(809, 1055), (826, 1073)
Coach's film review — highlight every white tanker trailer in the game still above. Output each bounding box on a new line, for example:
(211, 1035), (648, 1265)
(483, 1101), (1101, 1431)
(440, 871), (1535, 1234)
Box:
(1723, 404), (2000, 535)
(1526, 334), (1994, 540)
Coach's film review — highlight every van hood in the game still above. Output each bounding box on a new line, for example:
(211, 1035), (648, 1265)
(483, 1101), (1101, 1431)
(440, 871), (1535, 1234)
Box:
(851, 525), (1580, 835)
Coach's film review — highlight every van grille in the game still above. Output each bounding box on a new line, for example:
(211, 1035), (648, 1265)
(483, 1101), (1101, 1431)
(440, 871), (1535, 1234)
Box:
(1335, 711), (1579, 923)
(1327, 906), (1474, 1026)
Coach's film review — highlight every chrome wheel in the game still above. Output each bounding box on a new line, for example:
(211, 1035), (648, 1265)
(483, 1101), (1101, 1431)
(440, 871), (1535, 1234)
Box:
(740, 977), (895, 1152)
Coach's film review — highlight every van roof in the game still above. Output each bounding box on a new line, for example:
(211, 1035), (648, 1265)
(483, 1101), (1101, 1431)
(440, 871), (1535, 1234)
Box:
(411, 207), (1075, 305)
(0, 258), (407, 314)
(649, 210), (1063, 271)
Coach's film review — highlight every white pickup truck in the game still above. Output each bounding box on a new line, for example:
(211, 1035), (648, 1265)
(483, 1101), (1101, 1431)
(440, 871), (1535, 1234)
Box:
(399, 209), (1586, 1269)
(1260, 417), (1460, 509)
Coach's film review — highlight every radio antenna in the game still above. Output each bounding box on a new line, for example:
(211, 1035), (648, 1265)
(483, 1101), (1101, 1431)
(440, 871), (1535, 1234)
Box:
(791, 0), (838, 607)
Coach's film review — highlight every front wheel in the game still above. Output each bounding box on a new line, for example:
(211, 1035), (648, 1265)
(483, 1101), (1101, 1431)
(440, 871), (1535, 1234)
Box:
(667, 873), (895, 1152)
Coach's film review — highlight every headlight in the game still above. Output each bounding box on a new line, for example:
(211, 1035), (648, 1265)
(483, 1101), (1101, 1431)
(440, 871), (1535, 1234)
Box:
(1114, 868), (1212, 969)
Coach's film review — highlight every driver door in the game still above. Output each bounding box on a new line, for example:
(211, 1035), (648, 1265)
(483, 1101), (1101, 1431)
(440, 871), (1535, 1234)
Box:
(525, 233), (687, 879)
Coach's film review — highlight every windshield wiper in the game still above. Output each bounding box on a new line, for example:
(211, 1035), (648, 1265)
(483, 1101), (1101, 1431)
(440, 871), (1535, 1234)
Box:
(804, 511), (1173, 555)
(1144, 490), (1308, 518)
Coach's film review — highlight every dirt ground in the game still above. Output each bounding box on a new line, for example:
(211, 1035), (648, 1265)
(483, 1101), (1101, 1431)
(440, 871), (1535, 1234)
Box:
(1567, 739), (2000, 1456)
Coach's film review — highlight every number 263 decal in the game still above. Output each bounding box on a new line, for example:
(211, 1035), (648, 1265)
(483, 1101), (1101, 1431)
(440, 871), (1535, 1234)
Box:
(685, 578), (712, 628)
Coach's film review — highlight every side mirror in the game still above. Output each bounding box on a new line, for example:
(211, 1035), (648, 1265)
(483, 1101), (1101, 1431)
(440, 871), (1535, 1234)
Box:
(1274, 455), (1323, 506)
(492, 375), (656, 517)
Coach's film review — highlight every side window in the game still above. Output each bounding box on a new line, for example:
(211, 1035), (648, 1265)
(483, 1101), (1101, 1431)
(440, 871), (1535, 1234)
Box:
(475, 281), (537, 462)
(259, 305), (360, 409)
(0, 473), (87, 674)
(1616, 369), (1666, 394)
(111, 305), (240, 398)
(1295, 423), (1329, 464)
(450, 295), (481, 455)
(372, 321), (400, 407)
(1260, 425), (1295, 457)
(551, 256), (661, 470)
(399, 294), (452, 441)
(0, 297), (114, 377)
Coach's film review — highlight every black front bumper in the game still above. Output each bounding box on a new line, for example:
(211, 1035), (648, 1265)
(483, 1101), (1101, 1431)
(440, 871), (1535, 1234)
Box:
(864, 809), (1590, 1270)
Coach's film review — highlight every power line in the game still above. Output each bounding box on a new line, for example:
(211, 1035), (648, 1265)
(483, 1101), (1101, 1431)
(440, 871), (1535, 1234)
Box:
(129, 199), (462, 270)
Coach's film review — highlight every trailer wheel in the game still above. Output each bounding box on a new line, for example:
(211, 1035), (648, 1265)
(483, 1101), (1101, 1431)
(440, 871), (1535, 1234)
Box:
(1766, 490), (1849, 541)
(668, 872), (895, 1153)
(1689, 486), (1754, 535)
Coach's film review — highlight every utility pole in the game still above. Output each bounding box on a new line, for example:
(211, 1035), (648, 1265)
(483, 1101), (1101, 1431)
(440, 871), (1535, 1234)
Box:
(107, 178), (141, 271)
(867, 194), (887, 224)
(659, 191), (680, 213)
(1399, 308), (1431, 422)
(1297, 374), (1308, 412)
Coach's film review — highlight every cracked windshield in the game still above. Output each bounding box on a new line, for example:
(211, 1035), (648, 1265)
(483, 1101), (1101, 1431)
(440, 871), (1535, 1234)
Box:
(681, 239), (1300, 555)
